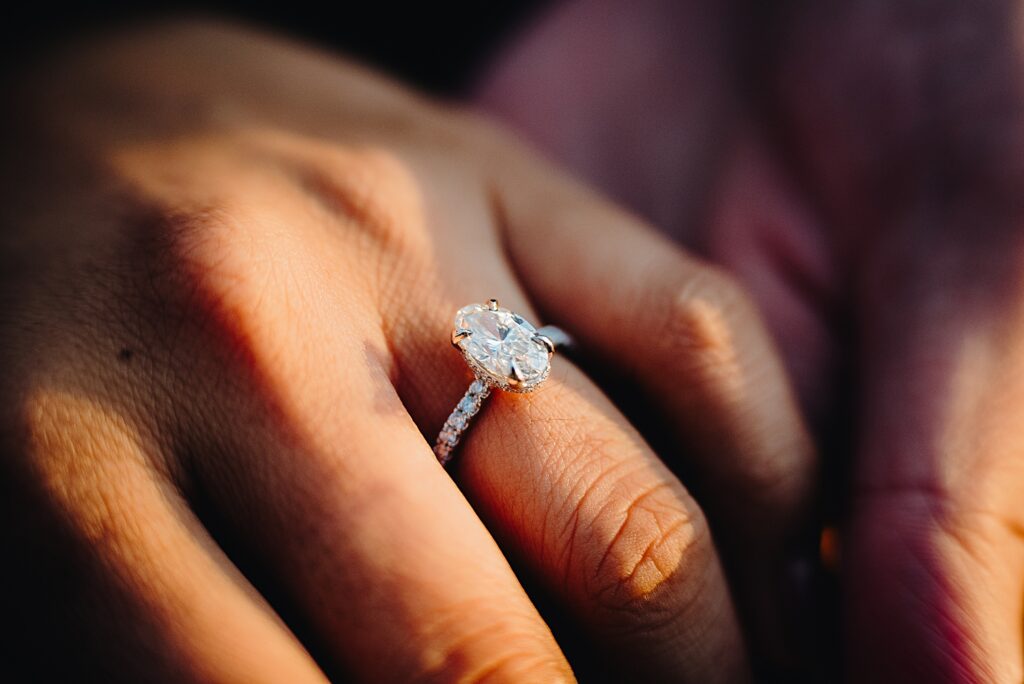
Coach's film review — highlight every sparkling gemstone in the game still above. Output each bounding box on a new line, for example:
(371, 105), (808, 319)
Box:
(455, 303), (550, 391)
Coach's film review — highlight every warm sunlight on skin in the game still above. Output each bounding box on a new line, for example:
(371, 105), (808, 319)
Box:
(0, 21), (821, 682)
(7, 3), (1024, 679)
(19, 388), (327, 683)
(933, 318), (1024, 660)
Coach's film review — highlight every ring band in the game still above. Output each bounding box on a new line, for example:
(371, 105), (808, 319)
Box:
(434, 299), (572, 466)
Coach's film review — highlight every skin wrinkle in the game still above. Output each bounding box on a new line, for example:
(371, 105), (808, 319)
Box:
(584, 478), (711, 633)
(569, 461), (648, 568)
(483, 383), (603, 561)
(557, 489), (583, 595)
(648, 556), (725, 648)
(466, 651), (563, 684)
(542, 412), (622, 587)
(410, 596), (568, 682)
(632, 517), (689, 587)
(900, 553), (981, 683)
(510, 386), (681, 596)
(592, 539), (718, 649)
(593, 479), (678, 585)
(661, 286), (745, 401)
(849, 472), (1024, 681)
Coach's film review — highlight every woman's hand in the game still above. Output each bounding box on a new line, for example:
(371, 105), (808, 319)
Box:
(0, 21), (814, 682)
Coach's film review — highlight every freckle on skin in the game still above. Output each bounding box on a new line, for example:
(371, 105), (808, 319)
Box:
(118, 348), (134, 362)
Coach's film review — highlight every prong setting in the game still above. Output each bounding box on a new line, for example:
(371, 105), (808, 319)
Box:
(451, 328), (471, 348)
(452, 300), (553, 393)
(534, 333), (555, 356)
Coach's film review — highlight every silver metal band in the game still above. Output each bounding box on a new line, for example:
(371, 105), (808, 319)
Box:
(433, 379), (491, 466)
(535, 324), (574, 352)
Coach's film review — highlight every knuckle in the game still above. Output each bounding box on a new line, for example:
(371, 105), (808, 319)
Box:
(127, 138), (424, 319)
(289, 145), (430, 255)
(577, 465), (715, 633)
(124, 204), (305, 421)
(416, 612), (570, 684)
(738, 430), (815, 520)
(531, 400), (723, 636)
(145, 205), (288, 333)
(107, 136), (408, 438)
(647, 261), (818, 504)
(652, 264), (753, 383)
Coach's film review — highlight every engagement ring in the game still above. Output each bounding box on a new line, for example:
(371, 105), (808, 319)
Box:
(434, 299), (571, 465)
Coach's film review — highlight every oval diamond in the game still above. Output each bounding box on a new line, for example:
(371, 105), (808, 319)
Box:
(454, 303), (551, 391)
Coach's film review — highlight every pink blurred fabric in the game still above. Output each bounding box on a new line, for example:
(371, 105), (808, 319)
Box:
(475, 0), (839, 419)
(476, 0), (734, 244)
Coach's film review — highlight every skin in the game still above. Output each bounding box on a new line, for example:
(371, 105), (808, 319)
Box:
(480, 0), (1024, 680)
(0, 21), (815, 683)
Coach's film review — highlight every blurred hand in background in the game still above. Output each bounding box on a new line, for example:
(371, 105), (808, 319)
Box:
(481, 0), (1024, 681)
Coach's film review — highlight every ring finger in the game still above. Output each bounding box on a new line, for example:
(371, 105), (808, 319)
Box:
(380, 164), (749, 681)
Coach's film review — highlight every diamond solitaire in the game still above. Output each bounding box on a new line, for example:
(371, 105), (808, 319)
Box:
(452, 300), (552, 392)
(434, 299), (570, 465)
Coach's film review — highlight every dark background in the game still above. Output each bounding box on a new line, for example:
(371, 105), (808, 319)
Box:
(1, 1), (547, 95)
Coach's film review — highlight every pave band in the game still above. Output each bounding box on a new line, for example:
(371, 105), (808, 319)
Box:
(433, 300), (571, 466)
(434, 379), (491, 465)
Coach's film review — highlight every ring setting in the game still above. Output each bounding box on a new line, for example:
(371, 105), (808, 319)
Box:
(434, 299), (570, 465)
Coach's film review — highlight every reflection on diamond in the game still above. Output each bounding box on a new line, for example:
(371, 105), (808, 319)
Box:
(454, 303), (550, 391)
